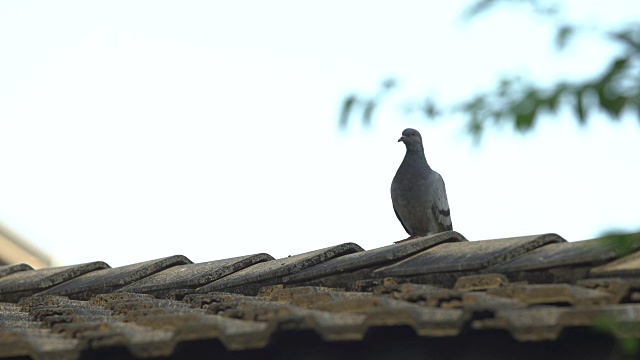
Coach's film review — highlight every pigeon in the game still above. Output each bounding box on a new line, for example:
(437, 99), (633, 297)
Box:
(391, 128), (452, 243)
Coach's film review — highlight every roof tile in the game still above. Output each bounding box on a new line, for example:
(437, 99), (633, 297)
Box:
(118, 253), (274, 297)
(590, 250), (640, 278)
(2, 231), (640, 358)
(8, 328), (80, 358)
(577, 278), (640, 303)
(473, 304), (640, 341)
(490, 236), (640, 273)
(0, 263), (33, 278)
(196, 243), (364, 295)
(266, 286), (373, 307)
(453, 273), (509, 291)
(0, 262), (109, 302)
(373, 233), (565, 277)
(283, 231), (466, 284)
(486, 284), (615, 306)
(39, 255), (192, 300)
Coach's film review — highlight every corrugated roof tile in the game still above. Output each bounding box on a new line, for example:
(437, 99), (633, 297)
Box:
(373, 233), (565, 277)
(473, 304), (640, 342)
(117, 253), (274, 297)
(283, 231), (466, 284)
(1, 231), (640, 359)
(0, 262), (109, 302)
(196, 243), (364, 295)
(39, 255), (192, 300)
(453, 273), (509, 291)
(0, 263), (33, 278)
(486, 284), (615, 306)
(490, 236), (640, 273)
(591, 250), (640, 278)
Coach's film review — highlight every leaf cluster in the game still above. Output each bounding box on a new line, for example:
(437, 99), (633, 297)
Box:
(339, 0), (640, 139)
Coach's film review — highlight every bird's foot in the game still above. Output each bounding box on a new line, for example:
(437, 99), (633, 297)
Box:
(393, 235), (420, 244)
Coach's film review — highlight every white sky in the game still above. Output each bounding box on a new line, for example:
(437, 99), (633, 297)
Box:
(1, 1), (639, 267)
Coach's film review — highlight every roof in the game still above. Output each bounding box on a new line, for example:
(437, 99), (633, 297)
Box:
(1, 231), (639, 359)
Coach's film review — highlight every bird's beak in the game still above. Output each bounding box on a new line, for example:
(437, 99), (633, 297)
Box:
(398, 136), (406, 143)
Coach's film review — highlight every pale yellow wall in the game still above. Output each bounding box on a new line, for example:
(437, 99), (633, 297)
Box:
(0, 223), (51, 269)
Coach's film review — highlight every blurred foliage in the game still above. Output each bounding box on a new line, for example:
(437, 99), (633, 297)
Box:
(593, 316), (640, 357)
(598, 230), (640, 258)
(339, 0), (640, 140)
(590, 231), (640, 359)
(462, 0), (560, 19)
(339, 79), (396, 128)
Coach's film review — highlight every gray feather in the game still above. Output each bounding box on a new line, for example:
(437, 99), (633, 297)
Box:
(391, 128), (452, 237)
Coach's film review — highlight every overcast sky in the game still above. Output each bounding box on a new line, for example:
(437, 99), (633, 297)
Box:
(1, 0), (639, 267)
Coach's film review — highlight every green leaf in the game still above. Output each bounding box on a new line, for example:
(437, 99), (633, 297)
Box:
(423, 99), (441, 118)
(515, 108), (536, 131)
(497, 78), (514, 97)
(555, 25), (575, 50)
(545, 85), (566, 113)
(605, 96), (627, 118)
(339, 95), (358, 128)
(593, 315), (640, 356)
(599, 231), (640, 257)
(610, 29), (640, 51)
(467, 114), (484, 143)
(362, 100), (376, 126)
(620, 337), (640, 356)
(574, 89), (587, 124)
(381, 78), (397, 90)
(462, 0), (497, 19)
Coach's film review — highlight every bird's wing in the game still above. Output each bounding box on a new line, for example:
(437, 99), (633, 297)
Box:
(393, 206), (411, 235)
(391, 177), (412, 235)
(430, 172), (453, 231)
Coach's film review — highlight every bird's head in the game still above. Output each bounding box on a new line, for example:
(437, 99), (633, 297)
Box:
(398, 128), (423, 151)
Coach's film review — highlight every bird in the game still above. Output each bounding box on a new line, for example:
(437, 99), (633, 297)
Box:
(391, 128), (452, 243)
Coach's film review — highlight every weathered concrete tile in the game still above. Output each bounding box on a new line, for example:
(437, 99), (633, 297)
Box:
(490, 236), (640, 273)
(284, 231), (466, 284)
(0, 263), (33, 278)
(0, 262), (109, 303)
(311, 296), (426, 314)
(64, 321), (175, 358)
(373, 283), (523, 310)
(590, 250), (640, 277)
(196, 243), (363, 294)
(6, 328), (81, 359)
(374, 233), (565, 277)
(472, 304), (640, 341)
(453, 273), (509, 291)
(263, 286), (373, 308)
(0, 332), (32, 358)
(365, 305), (467, 338)
(471, 306), (566, 341)
(295, 311), (368, 342)
(459, 292), (527, 310)
(577, 278), (640, 304)
(39, 255), (192, 300)
(172, 313), (271, 351)
(262, 286), (341, 301)
(89, 293), (156, 308)
(310, 297), (467, 337)
(118, 253), (274, 296)
(17, 295), (90, 312)
(486, 284), (614, 306)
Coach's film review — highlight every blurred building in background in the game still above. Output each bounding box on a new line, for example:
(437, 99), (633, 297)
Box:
(0, 222), (51, 269)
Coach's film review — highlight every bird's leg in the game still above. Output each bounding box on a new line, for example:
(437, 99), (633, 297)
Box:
(393, 235), (420, 244)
